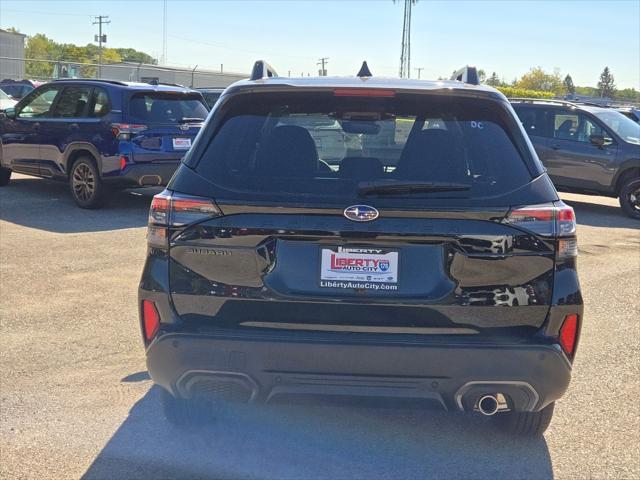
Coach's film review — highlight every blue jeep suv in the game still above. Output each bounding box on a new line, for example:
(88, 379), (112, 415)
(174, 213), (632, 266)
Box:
(0, 79), (209, 208)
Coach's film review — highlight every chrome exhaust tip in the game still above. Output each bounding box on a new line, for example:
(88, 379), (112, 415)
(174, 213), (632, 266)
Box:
(477, 395), (500, 416)
(139, 175), (162, 186)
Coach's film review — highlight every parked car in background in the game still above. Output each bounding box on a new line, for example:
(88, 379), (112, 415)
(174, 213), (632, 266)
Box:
(0, 79), (38, 100)
(0, 89), (17, 111)
(196, 87), (224, 108)
(511, 99), (640, 218)
(139, 62), (583, 437)
(0, 79), (209, 208)
(617, 106), (640, 124)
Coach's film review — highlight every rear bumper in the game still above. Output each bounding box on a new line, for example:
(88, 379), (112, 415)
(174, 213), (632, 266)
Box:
(145, 331), (572, 413)
(105, 161), (180, 187)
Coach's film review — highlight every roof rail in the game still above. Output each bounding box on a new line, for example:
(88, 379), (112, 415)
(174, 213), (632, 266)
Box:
(250, 60), (278, 81)
(508, 97), (582, 108)
(451, 66), (480, 85)
(52, 78), (129, 86)
(146, 79), (186, 88)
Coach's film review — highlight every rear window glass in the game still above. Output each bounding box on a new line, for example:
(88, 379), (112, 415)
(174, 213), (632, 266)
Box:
(195, 92), (533, 204)
(128, 92), (208, 124)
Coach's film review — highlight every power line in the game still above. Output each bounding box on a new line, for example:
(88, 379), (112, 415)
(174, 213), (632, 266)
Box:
(92, 15), (110, 78)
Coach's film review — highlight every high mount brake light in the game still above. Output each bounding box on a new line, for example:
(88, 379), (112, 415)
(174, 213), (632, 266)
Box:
(333, 88), (396, 97)
(147, 190), (221, 248)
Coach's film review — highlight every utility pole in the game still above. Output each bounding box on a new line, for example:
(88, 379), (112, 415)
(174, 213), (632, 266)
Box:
(161, 0), (168, 65)
(317, 57), (329, 76)
(93, 15), (110, 78)
(414, 67), (423, 79)
(398, 0), (416, 78)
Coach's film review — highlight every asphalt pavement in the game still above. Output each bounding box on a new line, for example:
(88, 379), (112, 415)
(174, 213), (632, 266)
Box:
(1, 174), (638, 480)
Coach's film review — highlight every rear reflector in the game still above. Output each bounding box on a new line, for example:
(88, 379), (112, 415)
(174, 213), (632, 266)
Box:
(559, 314), (579, 356)
(142, 300), (160, 341)
(333, 88), (396, 97)
(119, 155), (128, 170)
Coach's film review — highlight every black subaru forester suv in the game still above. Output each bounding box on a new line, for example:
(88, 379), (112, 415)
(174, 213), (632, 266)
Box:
(139, 62), (583, 436)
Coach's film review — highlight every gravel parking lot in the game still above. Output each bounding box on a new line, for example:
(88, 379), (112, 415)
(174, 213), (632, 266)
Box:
(1, 173), (638, 480)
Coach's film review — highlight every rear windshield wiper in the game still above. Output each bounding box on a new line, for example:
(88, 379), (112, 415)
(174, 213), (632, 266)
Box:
(358, 180), (471, 196)
(178, 117), (205, 123)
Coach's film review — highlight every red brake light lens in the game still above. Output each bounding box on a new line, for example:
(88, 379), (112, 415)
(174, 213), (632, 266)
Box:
(503, 203), (576, 237)
(142, 300), (160, 341)
(111, 123), (148, 140)
(333, 88), (396, 97)
(559, 314), (579, 356)
(147, 190), (221, 248)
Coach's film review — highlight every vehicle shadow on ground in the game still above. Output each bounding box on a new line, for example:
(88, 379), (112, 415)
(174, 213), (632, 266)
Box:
(0, 176), (155, 233)
(82, 385), (553, 480)
(562, 198), (639, 230)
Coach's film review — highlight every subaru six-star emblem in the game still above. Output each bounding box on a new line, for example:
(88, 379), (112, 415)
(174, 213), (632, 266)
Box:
(343, 205), (379, 222)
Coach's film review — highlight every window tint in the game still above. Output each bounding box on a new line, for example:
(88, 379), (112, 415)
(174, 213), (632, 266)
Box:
(513, 106), (548, 137)
(128, 93), (208, 123)
(195, 93), (533, 205)
(17, 86), (62, 118)
(90, 88), (110, 117)
(51, 86), (92, 118)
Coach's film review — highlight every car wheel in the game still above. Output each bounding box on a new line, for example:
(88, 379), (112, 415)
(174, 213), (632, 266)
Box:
(619, 177), (640, 219)
(0, 167), (11, 187)
(161, 389), (212, 427)
(69, 156), (108, 209)
(493, 402), (555, 436)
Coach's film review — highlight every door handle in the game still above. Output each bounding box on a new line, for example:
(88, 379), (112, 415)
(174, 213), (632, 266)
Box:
(550, 144), (561, 150)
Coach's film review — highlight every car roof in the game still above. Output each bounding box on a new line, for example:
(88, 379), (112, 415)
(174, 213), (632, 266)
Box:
(51, 78), (198, 93)
(225, 75), (504, 99)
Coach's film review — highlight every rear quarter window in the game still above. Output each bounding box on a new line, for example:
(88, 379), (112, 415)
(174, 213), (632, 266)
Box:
(194, 92), (535, 207)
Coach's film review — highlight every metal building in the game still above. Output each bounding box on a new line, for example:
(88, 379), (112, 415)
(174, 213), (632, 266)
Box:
(0, 29), (27, 80)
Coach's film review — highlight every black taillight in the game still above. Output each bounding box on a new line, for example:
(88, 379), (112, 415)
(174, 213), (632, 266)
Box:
(147, 190), (221, 249)
(502, 202), (577, 259)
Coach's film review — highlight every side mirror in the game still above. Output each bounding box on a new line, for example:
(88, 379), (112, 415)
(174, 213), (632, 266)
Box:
(589, 134), (605, 148)
(3, 107), (16, 119)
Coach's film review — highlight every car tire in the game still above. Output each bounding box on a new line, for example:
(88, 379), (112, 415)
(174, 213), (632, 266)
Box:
(618, 176), (640, 219)
(0, 167), (11, 187)
(68, 156), (108, 209)
(161, 389), (211, 427)
(493, 402), (555, 436)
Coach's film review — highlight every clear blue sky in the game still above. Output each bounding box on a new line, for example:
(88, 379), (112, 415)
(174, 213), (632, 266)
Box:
(1, 0), (639, 88)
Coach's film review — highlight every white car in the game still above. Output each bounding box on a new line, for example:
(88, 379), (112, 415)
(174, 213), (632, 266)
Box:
(0, 89), (17, 111)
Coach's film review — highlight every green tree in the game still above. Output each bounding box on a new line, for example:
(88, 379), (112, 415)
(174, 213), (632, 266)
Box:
(24, 34), (55, 78)
(597, 67), (616, 98)
(486, 72), (501, 86)
(515, 67), (563, 95)
(563, 74), (575, 95)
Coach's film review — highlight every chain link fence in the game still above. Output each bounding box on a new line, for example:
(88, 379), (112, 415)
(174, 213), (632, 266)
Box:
(0, 56), (247, 88)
